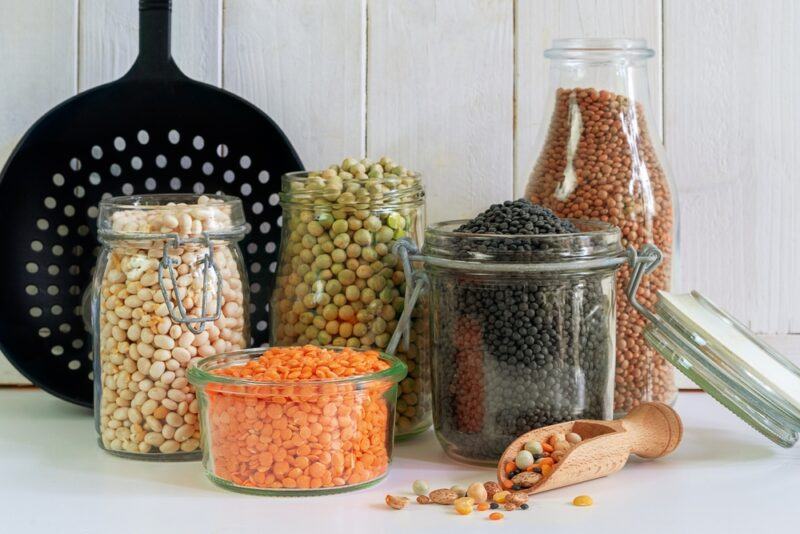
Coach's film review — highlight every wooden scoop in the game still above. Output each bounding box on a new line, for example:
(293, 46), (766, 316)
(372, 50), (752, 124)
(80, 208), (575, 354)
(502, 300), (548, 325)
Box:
(497, 402), (683, 494)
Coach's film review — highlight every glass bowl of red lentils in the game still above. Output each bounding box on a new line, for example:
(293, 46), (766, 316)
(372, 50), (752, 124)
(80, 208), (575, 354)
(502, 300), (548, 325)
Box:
(188, 345), (407, 495)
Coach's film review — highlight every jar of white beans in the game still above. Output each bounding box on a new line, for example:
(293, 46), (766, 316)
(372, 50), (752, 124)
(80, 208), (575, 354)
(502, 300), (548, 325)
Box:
(93, 194), (250, 459)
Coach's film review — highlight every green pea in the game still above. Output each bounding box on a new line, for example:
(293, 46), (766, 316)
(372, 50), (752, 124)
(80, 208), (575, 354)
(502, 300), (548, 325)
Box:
(361, 247), (378, 262)
(299, 250), (314, 264)
(331, 248), (347, 263)
(345, 285), (360, 302)
(346, 243), (362, 258)
(317, 331), (332, 345)
(339, 305), (355, 321)
(367, 275), (386, 292)
(353, 323), (368, 337)
(387, 212), (406, 230)
(331, 263), (344, 275)
(316, 212), (334, 228)
(346, 337), (361, 348)
(361, 288), (376, 304)
(300, 210), (314, 223)
(301, 234), (316, 249)
(307, 221), (324, 236)
(379, 287), (394, 303)
(315, 254), (332, 270)
(354, 228), (372, 246)
(364, 215), (382, 232)
(375, 243), (389, 256)
(313, 315), (327, 330)
(325, 321), (340, 335)
(319, 269), (333, 281)
(333, 233), (350, 249)
(322, 304), (339, 321)
(331, 219), (349, 235)
(356, 265), (372, 279)
(375, 333), (390, 348)
(371, 318), (387, 335)
(332, 293), (347, 307)
(325, 279), (342, 295)
(338, 269), (356, 285)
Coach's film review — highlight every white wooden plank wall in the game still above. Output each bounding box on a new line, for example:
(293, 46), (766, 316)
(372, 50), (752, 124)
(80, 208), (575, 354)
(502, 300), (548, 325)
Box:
(1, 0), (799, 383)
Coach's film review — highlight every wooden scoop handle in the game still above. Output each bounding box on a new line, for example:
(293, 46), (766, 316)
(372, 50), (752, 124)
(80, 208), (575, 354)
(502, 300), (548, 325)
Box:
(622, 401), (683, 458)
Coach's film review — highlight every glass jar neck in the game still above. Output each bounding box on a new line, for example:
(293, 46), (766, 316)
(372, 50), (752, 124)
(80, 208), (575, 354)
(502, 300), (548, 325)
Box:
(422, 220), (624, 272)
(97, 193), (246, 242)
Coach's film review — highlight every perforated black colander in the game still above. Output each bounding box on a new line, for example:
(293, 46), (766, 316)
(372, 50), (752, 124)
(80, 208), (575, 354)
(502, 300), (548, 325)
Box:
(0, 0), (302, 406)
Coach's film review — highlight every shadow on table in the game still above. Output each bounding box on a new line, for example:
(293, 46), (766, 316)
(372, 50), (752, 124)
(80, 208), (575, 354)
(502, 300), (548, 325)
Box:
(1, 391), (220, 495)
(629, 426), (775, 465)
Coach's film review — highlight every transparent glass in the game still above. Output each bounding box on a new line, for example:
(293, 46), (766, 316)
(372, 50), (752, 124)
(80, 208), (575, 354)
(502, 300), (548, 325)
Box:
(270, 171), (430, 439)
(188, 347), (406, 495)
(424, 220), (622, 464)
(93, 194), (250, 460)
(524, 38), (679, 415)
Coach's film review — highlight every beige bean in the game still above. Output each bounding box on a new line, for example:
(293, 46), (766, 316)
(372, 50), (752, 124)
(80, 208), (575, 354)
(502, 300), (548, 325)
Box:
(167, 389), (186, 403)
(127, 408), (143, 424)
(145, 414), (163, 431)
(165, 359), (180, 372)
(165, 412), (183, 427)
(153, 348), (171, 362)
(159, 440), (180, 454)
(144, 432), (165, 446)
(174, 424), (194, 442)
(180, 438), (200, 452)
(147, 386), (167, 400)
(161, 398), (178, 411)
(161, 425), (176, 440)
(137, 358), (151, 375)
(141, 399), (158, 416)
(148, 361), (166, 380)
(160, 371), (176, 385)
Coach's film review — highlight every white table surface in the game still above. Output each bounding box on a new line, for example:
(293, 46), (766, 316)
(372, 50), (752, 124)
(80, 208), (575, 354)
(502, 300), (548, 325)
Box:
(0, 389), (797, 533)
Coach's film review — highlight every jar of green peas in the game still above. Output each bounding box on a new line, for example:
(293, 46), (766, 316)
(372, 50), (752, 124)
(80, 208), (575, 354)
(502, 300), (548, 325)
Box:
(270, 157), (430, 439)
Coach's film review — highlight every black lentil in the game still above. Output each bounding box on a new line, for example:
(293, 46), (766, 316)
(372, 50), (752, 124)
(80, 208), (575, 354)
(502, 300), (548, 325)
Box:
(431, 199), (612, 462)
(490, 502), (500, 510)
(521, 504), (530, 510)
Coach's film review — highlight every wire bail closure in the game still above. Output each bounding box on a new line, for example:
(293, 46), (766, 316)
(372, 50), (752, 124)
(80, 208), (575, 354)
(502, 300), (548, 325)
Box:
(386, 239), (426, 356)
(625, 243), (663, 324)
(157, 233), (222, 334)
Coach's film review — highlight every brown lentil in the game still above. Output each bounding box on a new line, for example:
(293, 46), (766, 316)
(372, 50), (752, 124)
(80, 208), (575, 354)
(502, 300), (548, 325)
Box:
(527, 87), (676, 413)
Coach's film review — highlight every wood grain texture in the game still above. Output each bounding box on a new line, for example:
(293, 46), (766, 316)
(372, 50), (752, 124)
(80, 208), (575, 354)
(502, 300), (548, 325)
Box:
(367, 0), (514, 224)
(497, 402), (682, 495)
(514, 0), (663, 197)
(0, 0), (79, 385)
(79, 0), (222, 90)
(222, 0), (366, 171)
(664, 0), (800, 333)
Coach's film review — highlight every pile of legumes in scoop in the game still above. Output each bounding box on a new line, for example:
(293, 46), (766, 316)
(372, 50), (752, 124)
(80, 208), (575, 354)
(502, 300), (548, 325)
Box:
(198, 346), (399, 491)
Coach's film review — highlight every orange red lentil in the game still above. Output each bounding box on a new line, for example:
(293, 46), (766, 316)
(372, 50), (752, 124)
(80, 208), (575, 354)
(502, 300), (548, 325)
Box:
(201, 346), (398, 491)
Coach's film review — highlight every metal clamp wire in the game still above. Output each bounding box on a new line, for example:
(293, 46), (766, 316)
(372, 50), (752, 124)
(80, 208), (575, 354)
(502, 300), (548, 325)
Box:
(157, 233), (223, 334)
(624, 243), (663, 325)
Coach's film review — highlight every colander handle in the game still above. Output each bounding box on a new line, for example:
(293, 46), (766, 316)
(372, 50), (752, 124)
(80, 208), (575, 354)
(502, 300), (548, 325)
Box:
(124, 0), (186, 81)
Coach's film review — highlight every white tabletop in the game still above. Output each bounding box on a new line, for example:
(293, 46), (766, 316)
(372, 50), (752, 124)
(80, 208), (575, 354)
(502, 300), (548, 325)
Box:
(0, 388), (797, 533)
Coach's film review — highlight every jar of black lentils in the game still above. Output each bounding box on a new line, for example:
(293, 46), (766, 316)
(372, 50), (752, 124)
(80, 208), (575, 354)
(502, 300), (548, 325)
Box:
(401, 217), (623, 464)
(270, 162), (431, 439)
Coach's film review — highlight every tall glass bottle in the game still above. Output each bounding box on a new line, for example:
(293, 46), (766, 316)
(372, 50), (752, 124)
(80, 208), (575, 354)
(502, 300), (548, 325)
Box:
(524, 38), (678, 414)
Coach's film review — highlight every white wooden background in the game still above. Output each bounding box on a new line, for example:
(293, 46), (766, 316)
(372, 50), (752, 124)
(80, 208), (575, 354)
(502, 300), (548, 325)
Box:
(1, 0), (798, 382)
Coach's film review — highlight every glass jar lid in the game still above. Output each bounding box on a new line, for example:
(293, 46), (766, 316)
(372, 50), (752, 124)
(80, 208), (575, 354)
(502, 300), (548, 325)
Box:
(628, 245), (800, 447)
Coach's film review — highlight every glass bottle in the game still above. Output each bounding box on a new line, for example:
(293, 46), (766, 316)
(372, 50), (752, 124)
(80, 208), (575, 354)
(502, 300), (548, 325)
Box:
(524, 38), (678, 414)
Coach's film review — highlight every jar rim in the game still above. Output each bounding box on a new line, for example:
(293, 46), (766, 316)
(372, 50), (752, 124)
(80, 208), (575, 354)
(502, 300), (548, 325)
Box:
(421, 219), (625, 270)
(546, 38), (654, 60)
(187, 346), (408, 389)
(279, 171), (424, 209)
(97, 193), (247, 240)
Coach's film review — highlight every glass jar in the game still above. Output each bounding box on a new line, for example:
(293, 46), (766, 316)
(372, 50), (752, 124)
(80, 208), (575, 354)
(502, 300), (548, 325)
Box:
(188, 347), (406, 495)
(93, 194), (249, 459)
(524, 38), (678, 414)
(400, 220), (623, 464)
(270, 169), (430, 438)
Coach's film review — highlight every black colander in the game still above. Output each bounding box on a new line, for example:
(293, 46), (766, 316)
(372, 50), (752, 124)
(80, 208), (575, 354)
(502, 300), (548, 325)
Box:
(0, 0), (302, 406)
